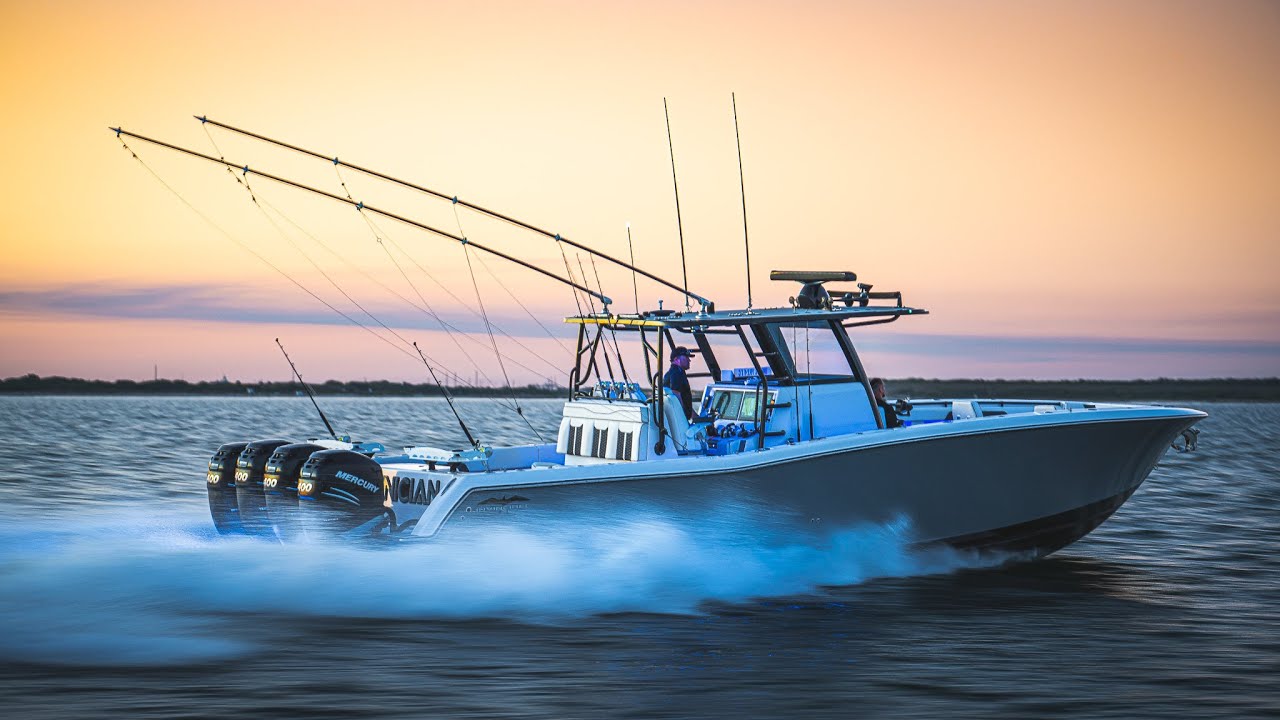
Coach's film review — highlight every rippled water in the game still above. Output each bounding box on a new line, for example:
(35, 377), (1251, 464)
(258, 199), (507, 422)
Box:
(0, 397), (1276, 718)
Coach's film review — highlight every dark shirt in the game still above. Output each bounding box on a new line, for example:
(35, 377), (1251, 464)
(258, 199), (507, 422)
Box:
(663, 364), (694, 419)
(877, 398), (902, 429)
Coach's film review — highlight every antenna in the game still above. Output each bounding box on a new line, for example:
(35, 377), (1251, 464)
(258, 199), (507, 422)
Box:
(732, 92), (753, 310)
(626, 223), (640, 314)
(275, 338), (339, 441)
(663, 98), (691, 312)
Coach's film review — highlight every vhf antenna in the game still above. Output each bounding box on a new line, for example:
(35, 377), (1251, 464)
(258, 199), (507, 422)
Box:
(664, 98), (691, 312)
(626, 223), (640, 314)
(275, 338), (339, 441)
(732, 92), (753, 310)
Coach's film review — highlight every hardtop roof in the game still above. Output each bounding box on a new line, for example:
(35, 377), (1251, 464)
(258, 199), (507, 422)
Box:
(565, 304), (928, 329)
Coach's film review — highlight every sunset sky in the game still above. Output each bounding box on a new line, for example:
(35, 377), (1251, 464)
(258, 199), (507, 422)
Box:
(1, 0), (1277, 383)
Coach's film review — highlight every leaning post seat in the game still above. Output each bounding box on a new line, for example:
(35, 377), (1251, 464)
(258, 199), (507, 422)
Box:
(660, 388), (711, 453)
(556, 398), (677, 465)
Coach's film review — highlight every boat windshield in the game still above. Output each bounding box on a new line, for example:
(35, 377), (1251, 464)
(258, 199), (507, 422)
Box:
(692, 331), (755, 383)
(771, 320), (858, 383)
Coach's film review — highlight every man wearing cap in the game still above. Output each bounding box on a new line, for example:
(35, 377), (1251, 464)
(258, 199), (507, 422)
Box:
(870, 377), (904, 429)
(663, 346), (696, 420)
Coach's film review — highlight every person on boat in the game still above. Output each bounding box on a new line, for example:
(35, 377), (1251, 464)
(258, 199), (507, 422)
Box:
(871, 377), (903, 429)
(663, 347), (696, 420)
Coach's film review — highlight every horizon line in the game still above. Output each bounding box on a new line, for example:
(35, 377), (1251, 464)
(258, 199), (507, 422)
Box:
(4, 373), (1277, 385)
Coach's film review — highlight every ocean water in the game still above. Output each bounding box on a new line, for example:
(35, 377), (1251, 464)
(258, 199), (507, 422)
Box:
(0, 397), (1276, 718)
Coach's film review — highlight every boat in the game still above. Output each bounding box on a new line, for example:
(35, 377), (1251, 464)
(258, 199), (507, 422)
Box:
(105, 119), (1203, 559)
(206, 270), (1204, 558)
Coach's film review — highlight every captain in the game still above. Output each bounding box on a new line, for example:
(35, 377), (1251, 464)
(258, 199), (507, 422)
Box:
(663, 346), (697, 420)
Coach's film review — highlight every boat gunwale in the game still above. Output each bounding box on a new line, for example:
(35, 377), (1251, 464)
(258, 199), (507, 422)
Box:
(390, 404), (1204, 536)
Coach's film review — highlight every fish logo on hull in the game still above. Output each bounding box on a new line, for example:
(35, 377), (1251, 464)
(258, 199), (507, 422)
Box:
(467, 494), (530, 513)
(478, 495), (529, 506)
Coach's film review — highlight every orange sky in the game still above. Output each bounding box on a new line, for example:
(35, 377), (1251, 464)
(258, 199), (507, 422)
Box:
(1, 0), (1277, 382)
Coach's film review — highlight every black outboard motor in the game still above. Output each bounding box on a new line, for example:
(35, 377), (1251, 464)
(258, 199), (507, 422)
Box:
(234, 439), (292, 537)
(262, 442), (326, 542)
(207, 441), (250, 535)
(297, 449), (390, 536)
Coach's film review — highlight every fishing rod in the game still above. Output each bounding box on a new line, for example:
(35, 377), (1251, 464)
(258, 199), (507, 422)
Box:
(732, 93), (753, 310)
(414, 341), (480, 450)
(625, 223), (640, 315)
(663, 99), (691, 312)
(110, 127), (611, 307)
(194, 116), (715, 312)
(276, 338), (339, 441)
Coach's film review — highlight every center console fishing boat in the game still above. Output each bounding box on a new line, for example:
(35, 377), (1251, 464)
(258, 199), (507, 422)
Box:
(206, 271), (1204, 557)
(106, 117), (1203, 560)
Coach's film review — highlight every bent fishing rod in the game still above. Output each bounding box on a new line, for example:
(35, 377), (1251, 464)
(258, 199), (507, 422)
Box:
(276, 338), (339, 441)
(110, 127), (611, 307)
(194, 116), (715, 312)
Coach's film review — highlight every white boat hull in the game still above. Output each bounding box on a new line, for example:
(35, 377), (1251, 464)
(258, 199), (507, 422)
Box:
(376, 405), (1203, 558)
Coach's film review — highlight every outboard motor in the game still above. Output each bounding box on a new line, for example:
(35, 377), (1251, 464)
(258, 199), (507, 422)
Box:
(262, 442), (326, 542)
(233, 439), (292, 537)
(206, 441), (249, 535)
(296, 449), (390, 537)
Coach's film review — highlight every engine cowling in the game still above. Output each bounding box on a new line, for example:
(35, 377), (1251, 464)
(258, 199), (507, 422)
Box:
(233, 439), (292, 537)
(262, 442), (326, 542)
(206, 441), (249, 535)
(297, 449), (391, 536)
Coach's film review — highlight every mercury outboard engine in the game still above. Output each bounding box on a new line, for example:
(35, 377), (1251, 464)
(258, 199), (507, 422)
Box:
(234, 439), (292, 537)
(206, 441), (250, 535)
(296, 449), (390, 536)
(262, 442), (326, 542)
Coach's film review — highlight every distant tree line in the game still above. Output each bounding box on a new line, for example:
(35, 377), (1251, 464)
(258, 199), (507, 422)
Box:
(886, 377), (1280, 402)
(2, 373), (1278, 400)
(0, 374), (566, 398)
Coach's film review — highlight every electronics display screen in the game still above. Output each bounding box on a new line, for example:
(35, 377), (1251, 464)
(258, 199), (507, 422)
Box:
(707, 389), (776, 422)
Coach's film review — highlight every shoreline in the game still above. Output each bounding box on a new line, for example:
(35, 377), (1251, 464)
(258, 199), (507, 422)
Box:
(2, 375), (1276, 401)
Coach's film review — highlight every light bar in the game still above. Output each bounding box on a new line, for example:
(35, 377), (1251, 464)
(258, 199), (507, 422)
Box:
(768, 270), (857, 283)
